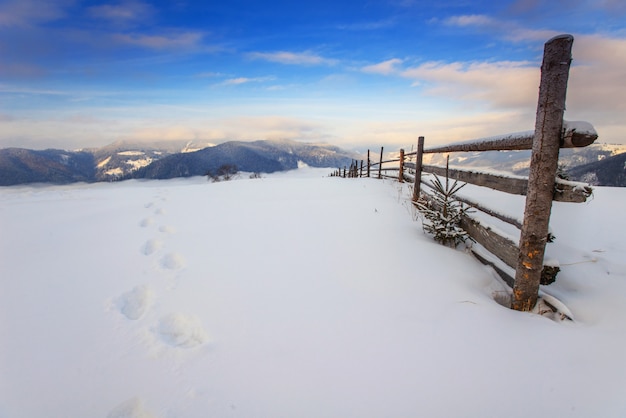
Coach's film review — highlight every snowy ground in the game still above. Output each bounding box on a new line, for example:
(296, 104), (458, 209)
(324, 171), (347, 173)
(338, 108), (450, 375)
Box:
(1, 167), (625, 418)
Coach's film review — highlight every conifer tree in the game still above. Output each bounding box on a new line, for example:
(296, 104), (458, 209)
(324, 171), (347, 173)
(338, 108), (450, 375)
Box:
(417, 157), (471, 247)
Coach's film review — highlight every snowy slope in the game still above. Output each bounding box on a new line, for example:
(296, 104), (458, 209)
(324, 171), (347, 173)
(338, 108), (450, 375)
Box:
(0, 167), (625, 417)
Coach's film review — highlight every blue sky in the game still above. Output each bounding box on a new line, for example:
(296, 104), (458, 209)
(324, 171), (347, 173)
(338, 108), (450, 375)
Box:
(1, 0), (625, 150)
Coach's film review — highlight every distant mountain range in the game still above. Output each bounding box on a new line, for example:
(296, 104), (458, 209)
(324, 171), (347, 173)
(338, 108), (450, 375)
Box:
(567, 152), (626, 187)
(1, 139), (624, 187)
(0, 139), (358, 186)
(130, 139), (357, 180)
(419, 143), (626, 187)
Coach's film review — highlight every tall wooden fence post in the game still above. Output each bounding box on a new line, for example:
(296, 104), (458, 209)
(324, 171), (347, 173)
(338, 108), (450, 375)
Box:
(512, 34), (574, 311)
(378, 147), (383, 179)
(367, 150), (371, 178)
(398, 149), (405, 182)
(412, 136), (425, 202)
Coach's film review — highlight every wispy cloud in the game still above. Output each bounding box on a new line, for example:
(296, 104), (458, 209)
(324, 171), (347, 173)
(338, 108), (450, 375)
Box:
(0, 0), (69, 28)
(194, 72), (226, 78)
(565, 34), (626, 134)
(0, 84), (71, 96)
(443, 14), (558, 42)
(596, 0), (626, 14)
(0, 62), (47, 78)
(336, 18), (396, 31)
(87, 1), (155, 25)
(444, 14), (494, 27)
(119, 115), (329, 144)
(247, 51), (337, 66)
(113, 31), (204, 49)
(362, 58), (403, 75)
(401, 60), (538, 109)
(216, 76), (276, 86)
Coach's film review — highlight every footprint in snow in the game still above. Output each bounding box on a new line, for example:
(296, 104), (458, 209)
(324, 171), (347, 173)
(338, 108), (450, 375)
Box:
(154, 208), (166, 215)
(158, 225), (176, 234)
(138, 218), (153, 228)
(160, 252), (185, 270)
(117, 285), (154, 320)
(158, 313), (209, 348)
(107, 397), (157, 418)
(141, 239), (163, 256)
(144, 202), (154, 209)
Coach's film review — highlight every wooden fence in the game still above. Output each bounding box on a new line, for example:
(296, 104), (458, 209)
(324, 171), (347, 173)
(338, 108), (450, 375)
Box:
(332, 35), (598, 312)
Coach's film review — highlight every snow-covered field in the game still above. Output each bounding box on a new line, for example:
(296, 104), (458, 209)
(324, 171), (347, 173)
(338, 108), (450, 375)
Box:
(1, 167), (625, 417)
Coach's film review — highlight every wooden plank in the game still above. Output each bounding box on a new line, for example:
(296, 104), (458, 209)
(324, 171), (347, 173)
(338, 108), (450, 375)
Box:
(471, 250), (515, 288)
(412, 136), (424, 202)
(370, 158), (401, 167)
(513, 34), (574, 311)
(460, 215), (519, 271)
(454, 195), (523, 230)
(561, 121), (598, 147)
(398, 149), (405, 182)
(378, 147), (383, 179)
(405, 162), (592, 202)
(422, 164), (528, 195)
(554, 179), (593, 203)
(402, 121), (597, 155)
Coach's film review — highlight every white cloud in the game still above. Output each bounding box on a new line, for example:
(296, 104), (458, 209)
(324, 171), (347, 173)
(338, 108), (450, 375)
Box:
(362, 58), (403, 75)
(564, 34), (626, 138)
(596, 0), (626, 14)
(336, 18), (396, 31)
(194, 72), (225, 78)
(217, 76), (276, 86)
(444, 14), (495, 27)
(401, 60), (538, 110)
(113, 31), (204, 49)
(444, 14), (559, 42)
(118, 115), (329, 144)
(0, 0), (69, 28)
(87, 1), (155, 24)
(247, 51), (336, 66)
(435, 14), (626, 143)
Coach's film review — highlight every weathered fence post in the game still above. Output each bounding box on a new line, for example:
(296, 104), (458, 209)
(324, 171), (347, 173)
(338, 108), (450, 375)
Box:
(360, 160), (363, 177)
(367, 150), (371, 178)
(412, 136), (425, 202)
(512, 34), (574, 311)
(378, 147), (383, 179)
(398, 149), (405, 182)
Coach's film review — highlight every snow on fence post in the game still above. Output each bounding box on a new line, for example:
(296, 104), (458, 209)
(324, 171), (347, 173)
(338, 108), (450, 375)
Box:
(412, 136), (425, 202)
(378, 147), (384, 179)
(398, 149), (405, 182)
(360, 160), (364, 177)
(367, 150), (371, 178)
(512, 34), (574, 312)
